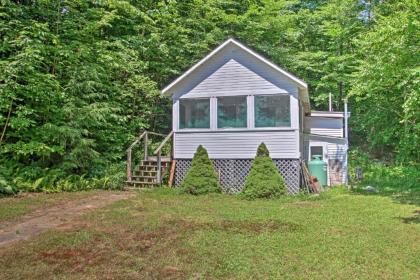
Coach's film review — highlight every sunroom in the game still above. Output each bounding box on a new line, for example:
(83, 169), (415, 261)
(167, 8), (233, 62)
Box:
(178, 94), (291, 130)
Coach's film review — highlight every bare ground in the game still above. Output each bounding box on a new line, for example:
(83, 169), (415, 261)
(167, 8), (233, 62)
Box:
(0, 191), (135, 247)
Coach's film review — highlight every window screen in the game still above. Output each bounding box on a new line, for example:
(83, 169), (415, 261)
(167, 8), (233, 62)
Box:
(217, 96), (247, 128)
(310, 146), (323, 160)
(255, 95), (290, 127)
(179, 99), (210, 129)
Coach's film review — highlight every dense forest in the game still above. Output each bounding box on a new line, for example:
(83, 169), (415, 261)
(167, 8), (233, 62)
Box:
(0, 0), (418, 192)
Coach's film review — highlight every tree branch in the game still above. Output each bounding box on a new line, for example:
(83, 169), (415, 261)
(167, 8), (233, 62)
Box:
(0, 102), (13, 144)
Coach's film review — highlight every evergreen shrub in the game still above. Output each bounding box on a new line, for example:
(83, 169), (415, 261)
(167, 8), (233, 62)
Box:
(243, 143), (287, 199)
(180, 145), (220, 195)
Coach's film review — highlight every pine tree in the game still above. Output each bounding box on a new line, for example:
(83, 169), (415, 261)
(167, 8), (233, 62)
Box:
(180, 145), (220, 195)
(242, 143), (287, 199)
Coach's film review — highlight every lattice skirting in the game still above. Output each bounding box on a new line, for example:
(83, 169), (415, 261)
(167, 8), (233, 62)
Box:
(175, 159), (301, 194)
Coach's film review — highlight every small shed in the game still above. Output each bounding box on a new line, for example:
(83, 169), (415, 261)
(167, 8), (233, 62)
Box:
(160, 38), (349, 193)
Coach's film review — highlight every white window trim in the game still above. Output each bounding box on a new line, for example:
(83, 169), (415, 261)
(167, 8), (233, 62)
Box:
(309, 142), (328, 161)
(178, 97), (211, 130)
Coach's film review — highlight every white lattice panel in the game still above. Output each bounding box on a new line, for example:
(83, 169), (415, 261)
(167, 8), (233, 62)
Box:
(175, 159), (301, 194)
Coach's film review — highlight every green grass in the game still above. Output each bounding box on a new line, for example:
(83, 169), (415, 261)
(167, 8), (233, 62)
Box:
(0, 191), (101, 223)
(0, 188), (419, 279)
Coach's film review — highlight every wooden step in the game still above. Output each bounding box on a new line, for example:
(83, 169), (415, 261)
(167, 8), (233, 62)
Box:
(132, 175), (157, 179)
(126, 181), (157, 188)
(133, 166), (169, 173)
(146, 156), (171, 162)
(133, 170), (157, 177)
(135, 165), (158, 171)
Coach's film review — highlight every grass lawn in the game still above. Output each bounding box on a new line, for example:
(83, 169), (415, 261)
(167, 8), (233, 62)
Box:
(0, 187), (419, 279)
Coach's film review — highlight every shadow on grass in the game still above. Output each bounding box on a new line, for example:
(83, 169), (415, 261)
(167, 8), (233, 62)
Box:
(351, 186), (420, 207)
(399, 210), (420, 224)
(349, 164), (420, 207)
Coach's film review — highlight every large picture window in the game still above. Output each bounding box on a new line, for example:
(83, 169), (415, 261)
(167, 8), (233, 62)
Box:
(255, 94), (290, 127)
(179, 98), (210, 129)
(217, 96), (247, 128)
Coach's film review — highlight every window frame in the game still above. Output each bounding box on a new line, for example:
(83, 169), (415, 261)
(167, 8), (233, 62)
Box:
(254, 94), (291, 128)
(216, 95), (248, 129)
(310, 146), (324, 160)
(178, 97), (211, 130)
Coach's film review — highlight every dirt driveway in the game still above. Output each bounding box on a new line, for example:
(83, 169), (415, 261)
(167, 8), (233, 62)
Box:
(0, 191), (135, 247)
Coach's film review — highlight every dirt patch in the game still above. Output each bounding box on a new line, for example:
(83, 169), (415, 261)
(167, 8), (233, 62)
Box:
(114, 218), (298, 254)
(0, 191), (135, 247)
(34, 217), (297, 279)
(160, 266), (184, 279)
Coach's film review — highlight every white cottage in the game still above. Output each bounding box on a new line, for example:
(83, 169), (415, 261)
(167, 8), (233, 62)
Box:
(159, 38), (349, 193)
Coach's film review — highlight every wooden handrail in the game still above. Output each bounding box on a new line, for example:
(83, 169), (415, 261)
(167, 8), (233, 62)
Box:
(127, 130), (173, 185)
(153, 131), (174, 155)
(127, 131), (148, 183)
(127, 131), (147, 151)
(154, 131), (173, 184)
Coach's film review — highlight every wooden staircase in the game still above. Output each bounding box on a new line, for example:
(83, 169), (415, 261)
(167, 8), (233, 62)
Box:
(126, 131), (174, 188)
(127, 157), (171, 187)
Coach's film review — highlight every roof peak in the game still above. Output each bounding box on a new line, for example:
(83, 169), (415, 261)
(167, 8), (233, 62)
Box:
(162, 38), (308, 99)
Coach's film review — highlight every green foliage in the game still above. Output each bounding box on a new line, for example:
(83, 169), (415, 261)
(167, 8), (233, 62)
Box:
(256, 142), (269, 157)
(350, 0), (419, 164)
(0, 175), (16, 196)
(349, 148), (419, 196)
(0, 0), (417, 193)
(242, 143), (287, 199)
(180, 145), (220, 195)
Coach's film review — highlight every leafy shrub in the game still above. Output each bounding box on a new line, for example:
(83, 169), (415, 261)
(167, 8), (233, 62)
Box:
(0, 174), (17, 196)
(242, 143), (287, 199)
(180, 145), (220, 195)
(349, 148), (419, 193)
(0, 160), (125, 194)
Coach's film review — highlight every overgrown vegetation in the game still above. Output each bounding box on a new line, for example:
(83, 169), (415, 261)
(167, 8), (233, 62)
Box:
(0, 1), (418, 193)
(180, 145), (220, 195)
(242, 143), (286, 199)
(348, 148), (420, 206)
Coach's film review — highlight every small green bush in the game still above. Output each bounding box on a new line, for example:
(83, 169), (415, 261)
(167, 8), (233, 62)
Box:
(242, 143), (287, 199)
(180, 145), (220, 195)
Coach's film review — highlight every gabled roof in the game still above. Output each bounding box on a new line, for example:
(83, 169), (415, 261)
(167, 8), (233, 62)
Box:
(161, 38), (309, 107)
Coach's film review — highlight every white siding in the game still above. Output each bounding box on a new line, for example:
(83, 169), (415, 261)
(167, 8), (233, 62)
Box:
(308, 117), (343, 138)
(182, 59), (288, 97)
(174, 130), (299, 159)
(327, 143), (347, 160)
(305, 134), (348, 186)
(171, 44), (299, 100)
